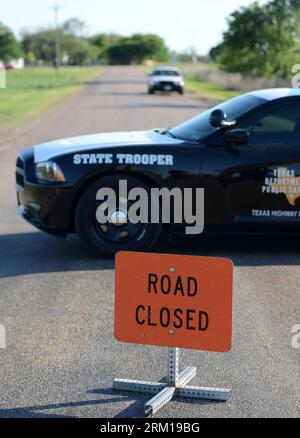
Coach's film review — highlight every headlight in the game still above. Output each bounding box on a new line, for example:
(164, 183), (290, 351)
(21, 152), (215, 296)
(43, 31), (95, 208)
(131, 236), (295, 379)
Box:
(36, 161), (65, 183)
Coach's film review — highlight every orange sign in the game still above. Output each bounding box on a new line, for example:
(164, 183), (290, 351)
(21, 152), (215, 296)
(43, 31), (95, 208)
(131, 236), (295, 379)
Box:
(115, 252), (233, 352)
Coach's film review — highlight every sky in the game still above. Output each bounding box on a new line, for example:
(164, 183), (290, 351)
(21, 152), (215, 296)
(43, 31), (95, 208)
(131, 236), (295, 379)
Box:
(1, 0), (267, 54)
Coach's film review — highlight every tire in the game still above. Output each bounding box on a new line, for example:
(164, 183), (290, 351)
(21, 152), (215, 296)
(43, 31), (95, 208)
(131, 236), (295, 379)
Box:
(178, 88), (184, 95)
(75, 175), (162, 258)
(148, 88), (154, 94)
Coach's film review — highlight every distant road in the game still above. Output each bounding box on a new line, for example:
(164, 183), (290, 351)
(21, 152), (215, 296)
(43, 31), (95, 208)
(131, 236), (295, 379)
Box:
(0, 67), (299, 418)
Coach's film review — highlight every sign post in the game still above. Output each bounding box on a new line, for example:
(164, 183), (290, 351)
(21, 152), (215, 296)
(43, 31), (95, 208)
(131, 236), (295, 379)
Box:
(114, 252), (233, 416)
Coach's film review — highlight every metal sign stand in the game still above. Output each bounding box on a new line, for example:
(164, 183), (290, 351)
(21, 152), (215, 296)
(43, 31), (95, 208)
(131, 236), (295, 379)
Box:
(114, 347), (231, 416)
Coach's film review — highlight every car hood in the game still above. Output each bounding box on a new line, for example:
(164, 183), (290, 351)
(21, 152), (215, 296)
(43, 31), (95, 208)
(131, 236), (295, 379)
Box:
(34, 130), (184, 163)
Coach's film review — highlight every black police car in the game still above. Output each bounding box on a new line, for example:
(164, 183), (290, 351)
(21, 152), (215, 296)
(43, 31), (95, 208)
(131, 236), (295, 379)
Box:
(16, 88), (300, 257)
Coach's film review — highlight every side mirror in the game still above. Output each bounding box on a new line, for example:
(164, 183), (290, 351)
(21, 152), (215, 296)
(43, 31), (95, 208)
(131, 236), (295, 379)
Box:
(224, 129), (249, 145)
(209, 109), (236, 128)
(209, 109), (226, 128)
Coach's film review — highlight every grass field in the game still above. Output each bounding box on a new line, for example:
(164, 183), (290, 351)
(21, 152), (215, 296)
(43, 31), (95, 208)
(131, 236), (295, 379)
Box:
(185, 75), (242, 102)
(0, 66), (102, 133)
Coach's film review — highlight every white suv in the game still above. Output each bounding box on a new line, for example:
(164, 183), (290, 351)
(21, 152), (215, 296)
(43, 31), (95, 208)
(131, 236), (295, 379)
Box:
(148, 67), (185, 95)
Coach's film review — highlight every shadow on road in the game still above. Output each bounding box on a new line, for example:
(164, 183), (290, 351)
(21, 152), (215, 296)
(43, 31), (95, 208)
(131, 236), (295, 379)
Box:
(89, 387), (223, 418)
(0, 232), (114, 280)
(100, 91), (147, 97)
(0, 390), (126, 418)
(0, 231), (300, 280)
(85, 79), (147, 86)
(0, 387), (224, 418)
(90, 103), (208, 110)
(168, 233), (300, 267)
(120, 103), (206, 110)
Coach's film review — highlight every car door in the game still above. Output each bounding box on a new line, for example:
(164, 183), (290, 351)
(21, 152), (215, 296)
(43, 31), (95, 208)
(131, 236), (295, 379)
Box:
(202, 100), (300, 230)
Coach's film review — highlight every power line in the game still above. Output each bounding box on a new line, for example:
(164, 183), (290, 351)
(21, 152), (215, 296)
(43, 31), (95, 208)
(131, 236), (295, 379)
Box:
(49, 3), (64, 68)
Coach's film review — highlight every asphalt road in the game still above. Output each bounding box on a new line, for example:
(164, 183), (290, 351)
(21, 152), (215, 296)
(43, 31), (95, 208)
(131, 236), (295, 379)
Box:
(0, 66), (299, 418)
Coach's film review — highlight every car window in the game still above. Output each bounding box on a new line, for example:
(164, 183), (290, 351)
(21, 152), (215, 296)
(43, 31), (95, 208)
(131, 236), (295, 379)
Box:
(239, 103), (300, 146)
(169, 94), (265, 142)
(152, 70), (180, 76)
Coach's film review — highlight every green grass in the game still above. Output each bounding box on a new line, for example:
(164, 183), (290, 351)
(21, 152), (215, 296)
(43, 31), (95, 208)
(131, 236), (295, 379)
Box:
(185, 75), (242, 102)
(0, 66), (103, 133)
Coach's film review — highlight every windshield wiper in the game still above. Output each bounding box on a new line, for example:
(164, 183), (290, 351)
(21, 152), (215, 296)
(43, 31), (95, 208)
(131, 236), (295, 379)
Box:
(160, 129), (177, 139)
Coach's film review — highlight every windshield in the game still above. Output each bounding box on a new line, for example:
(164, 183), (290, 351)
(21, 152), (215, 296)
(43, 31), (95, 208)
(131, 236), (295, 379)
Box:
(152, 70), (180, 76)
(169, 94), (266, 142)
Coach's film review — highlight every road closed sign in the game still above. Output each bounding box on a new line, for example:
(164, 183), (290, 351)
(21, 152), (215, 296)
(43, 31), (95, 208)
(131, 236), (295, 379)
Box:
(115, 252), (233, 352)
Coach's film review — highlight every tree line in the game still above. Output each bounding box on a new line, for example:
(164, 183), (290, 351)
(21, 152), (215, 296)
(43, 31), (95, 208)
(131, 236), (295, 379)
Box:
(0, 18), (169, 67)
(210, 0), (300, 78)
(2, 0), (300, 78)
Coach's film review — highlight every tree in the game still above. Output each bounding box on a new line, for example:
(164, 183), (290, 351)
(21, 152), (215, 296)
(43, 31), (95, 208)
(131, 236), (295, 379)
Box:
(22, 29), (56, 64)
(0, 22), (22, 63)
(130, 34), (169, 62)
(107, 34), (169, 65)
(25, 51), (37, 65)
(89, 33), (122, 61)
(215, 0), (300, 77)
(62, 18), (87, 37)
(65, 37), (98, 65)
(21, 19), (98, 66)
(209, 44), (223, 62)
(21, 20), (169, 66)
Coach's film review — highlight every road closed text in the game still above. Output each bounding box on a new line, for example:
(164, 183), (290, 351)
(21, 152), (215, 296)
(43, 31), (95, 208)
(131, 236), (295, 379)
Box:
(135, 274), (209, 332)
(115, 252), (233, 352)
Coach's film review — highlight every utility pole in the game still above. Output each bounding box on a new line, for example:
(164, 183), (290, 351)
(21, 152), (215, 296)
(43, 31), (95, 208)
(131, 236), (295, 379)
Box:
(49, 3), (63, 68)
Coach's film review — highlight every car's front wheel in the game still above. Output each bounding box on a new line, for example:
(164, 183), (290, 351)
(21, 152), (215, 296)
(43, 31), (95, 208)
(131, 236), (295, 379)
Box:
(75, 175), (162, 258)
